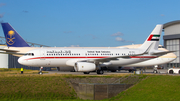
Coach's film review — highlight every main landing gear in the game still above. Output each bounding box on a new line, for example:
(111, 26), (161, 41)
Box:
(39, 66), (43, 75)
(97, 70), (104, 74)
(96, 64), (104, 74)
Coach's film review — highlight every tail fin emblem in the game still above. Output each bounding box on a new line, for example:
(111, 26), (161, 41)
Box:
(147, 35), (160, 41)
(6, 30), (15, 45)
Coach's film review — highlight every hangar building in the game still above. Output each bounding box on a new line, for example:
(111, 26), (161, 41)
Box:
(163, 20), (180, 68)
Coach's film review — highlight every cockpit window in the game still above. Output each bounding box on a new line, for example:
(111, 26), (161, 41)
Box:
(24, 53), (34, 56)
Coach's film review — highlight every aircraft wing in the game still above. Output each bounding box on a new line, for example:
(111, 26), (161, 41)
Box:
(87, 53), (144, 62)
(86, 45), (153, 63)
(64, 53), (145, 67)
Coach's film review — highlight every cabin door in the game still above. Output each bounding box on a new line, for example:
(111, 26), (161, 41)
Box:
(40, 50), (45, 59)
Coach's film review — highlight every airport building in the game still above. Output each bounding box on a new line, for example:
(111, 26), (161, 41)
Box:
(163, 20), (180, 68)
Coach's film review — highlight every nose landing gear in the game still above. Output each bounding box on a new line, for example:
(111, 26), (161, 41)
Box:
(39, 66), (43, 74)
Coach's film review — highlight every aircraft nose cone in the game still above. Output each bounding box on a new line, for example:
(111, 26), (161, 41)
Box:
(18, 57), (24, 65)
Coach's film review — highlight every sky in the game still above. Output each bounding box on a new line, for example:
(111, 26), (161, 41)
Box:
(0, 0), (180, 47)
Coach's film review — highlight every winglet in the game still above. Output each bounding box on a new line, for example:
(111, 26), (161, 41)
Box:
(1, 23), (30, 47)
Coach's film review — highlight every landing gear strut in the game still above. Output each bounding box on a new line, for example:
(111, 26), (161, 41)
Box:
(39, 66), (43, 74)
(96, 64), (104, 74)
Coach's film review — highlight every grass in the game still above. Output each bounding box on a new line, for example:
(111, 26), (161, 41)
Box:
(1, 69), (180, 101)
(0, 75), (77, 100)
(0, 69), (129, 100)
(109, 75), (180, 101)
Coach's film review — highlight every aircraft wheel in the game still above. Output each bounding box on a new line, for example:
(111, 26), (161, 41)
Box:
(39, 72), (43, 75)
(97, 70), (104, 74)
(83, 72), (90, 74)
(153, 70), (158, 74)
(179, 70), (180, 74)
(169, 70), (173, 74)
(100, 70), (104, 74)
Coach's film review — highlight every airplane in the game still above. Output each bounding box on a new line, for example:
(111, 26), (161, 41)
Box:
(0, 23), (175, 74)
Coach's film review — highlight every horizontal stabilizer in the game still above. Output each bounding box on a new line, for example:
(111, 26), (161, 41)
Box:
(0, 48), (19, 52)
(150, 51), (175, 55)
(0, 52), (26, 55)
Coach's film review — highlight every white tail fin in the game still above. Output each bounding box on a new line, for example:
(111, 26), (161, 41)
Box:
(139, 24), (163, 53)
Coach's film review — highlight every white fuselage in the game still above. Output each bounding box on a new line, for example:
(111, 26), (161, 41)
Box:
(18, 47), (158, 67)
(5, 44), (176, 69)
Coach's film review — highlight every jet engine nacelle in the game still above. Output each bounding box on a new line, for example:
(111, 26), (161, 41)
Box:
(74, 62), (96, 72)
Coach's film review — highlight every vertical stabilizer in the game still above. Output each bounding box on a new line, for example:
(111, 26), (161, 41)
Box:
(1, 23), (30, 47)
(139, 24), (163, 53)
